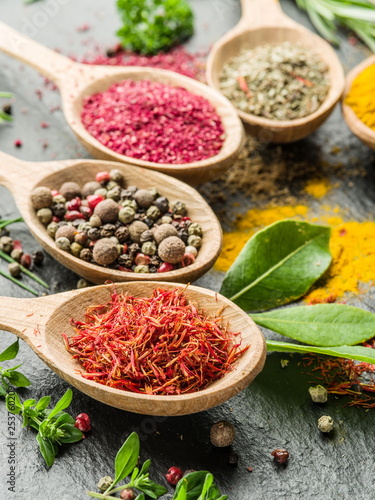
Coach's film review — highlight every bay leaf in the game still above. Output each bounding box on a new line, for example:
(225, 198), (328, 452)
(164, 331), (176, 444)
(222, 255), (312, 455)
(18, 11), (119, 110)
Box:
(266, 339), (375, 364)
(251, 304), (375, 346)
(220, 220), (332, 312)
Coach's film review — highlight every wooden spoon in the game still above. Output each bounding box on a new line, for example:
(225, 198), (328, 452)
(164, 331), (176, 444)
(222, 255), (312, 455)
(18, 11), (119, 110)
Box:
(0, 151), (222, 285)
(342, 55), (375, 150)
(206, 0), (345, 143)
(0, 21), (244, 185)
(0, 281), (266, 416)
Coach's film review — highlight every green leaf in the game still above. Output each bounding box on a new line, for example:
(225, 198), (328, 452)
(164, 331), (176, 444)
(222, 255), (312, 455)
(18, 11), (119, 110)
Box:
(173, 471), (211, 500)
(266, 340), (375, 363)
(0, 339), (19, 362)
(220, 221), (332, 312)
(5, 370), (31, 387)
(36, 433), (58, 467)
(139, 459), (151, 476)
(47, 389), (73, 420)
(197, 474), (214, 500)
(135, 495), (146, 500)
(5, 392), (22, 414)
(35, 396), (51, 411)
(58, 424), (83, 444)
(135, 476), (167, 499)
(0, 385), (7, 397)
(173, 482), (187, 500)
(53, 412), (75, 426)
(251, 304), (375, 346)
(113, 432), (140, 485)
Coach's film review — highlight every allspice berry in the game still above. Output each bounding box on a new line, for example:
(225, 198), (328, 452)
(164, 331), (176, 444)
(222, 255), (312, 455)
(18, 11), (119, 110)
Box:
(210, 421), (236, 447)
(55, 225), (76, 243)
(154, 224), (178, 245)
(59, 181), (81, 201)
(158, 236), (185, 264)
(133, 189), (154, 209)
(94, 199), (119, 224)
(82, 181), (101, 198)
(30, 186), (53, 210)
(129, 221), (149, 243)
(93, 238), (118, 266)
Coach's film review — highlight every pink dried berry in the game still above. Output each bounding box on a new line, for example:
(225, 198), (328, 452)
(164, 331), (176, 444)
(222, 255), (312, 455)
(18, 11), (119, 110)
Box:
(66, 197), (82, 211)
(165, 466), (183, 486)
(86, 194), (105, 210)
(96, 171), (110, 184)
(20, 254), (32, 269)
(74, 413), (91, 432)
(65, 210), (84, 221)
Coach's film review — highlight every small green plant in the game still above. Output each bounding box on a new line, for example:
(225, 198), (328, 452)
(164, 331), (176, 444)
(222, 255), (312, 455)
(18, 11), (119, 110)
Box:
(0, 339), (31, 396)
(116, 0), (194, 55)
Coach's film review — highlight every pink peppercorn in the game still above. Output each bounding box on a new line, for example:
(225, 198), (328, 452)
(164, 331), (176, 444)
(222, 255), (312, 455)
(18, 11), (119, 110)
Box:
(165, 467), (183, 486)
(65, 210), (83, 221)
(81, 80), (225, 165)
(66, 197), (81, 211)
(135, 253), (150, 266)
(14, 139), (22, 148)
(74, 413), (91, 432)
(86, 194), (104, 210)
(96, 171), (110, 184)
(79, 206), (93, 219)
(51, 190), (60, 197)
(157, 262), (174, 273)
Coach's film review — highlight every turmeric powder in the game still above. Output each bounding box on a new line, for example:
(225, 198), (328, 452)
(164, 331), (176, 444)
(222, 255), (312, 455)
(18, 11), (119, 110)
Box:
(344, 64), (375, 131)
(304, 178), (332, 198)
(216, 203), (375, 304)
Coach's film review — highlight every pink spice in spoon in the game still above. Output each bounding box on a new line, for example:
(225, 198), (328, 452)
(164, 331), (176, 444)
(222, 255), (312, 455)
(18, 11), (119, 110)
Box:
(81, 79), (225, 164)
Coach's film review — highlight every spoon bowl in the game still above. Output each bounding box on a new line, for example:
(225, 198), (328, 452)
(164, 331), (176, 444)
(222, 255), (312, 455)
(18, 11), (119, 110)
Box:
(0, 282), (266, 416)
(342, 54), (375, 150)
(0, 21), (244, 185)
(0, 151), (222, 285)
(206, 0), (345, 143)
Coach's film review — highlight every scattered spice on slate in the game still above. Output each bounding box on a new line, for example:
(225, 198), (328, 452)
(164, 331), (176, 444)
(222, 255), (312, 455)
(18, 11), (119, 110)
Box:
(165, 466), (183, 486)
(271, 448), (289, 464)
(81, 80), (225, 164)
(63, 287), (248, 395)
(317, 415), (334, 433)
(74, 412), (91, 432)
(344, 63), (375, 131)
(79, 45), (205, 81)
(30, 171), (203, 273)
(219, 42), (329, 120)
(308, 385), (328, 403)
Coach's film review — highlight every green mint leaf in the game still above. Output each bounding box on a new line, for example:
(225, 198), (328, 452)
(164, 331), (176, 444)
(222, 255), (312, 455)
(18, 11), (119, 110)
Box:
(54, 412), (75, 426)
(113, 432), (140, 485)
(266, 340), (375, 363)
(36, 433), (58, 467)
(220, 220), (332, 312)
(5, 370), (31, 387)
(35, 396), (51, 411)
(58, 424), (83, 444)
(139, 459), (151, 476)
(251, 304), (375, 346)
(0, 339), (19, 362)
(47, 388), (73, 420)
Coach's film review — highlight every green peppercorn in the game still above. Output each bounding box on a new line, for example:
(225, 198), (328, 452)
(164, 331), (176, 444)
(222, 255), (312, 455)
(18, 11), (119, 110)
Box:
(121, 199), (138, 211)
(142, 241), (157, 256)
(52, 194), (66, 204)
(158, 215), (173, 225)
(10, 248), (23, 262)
(148, 187), (159, 199)
(55, 237), (71, 252)
(70, 242), (83, 257)
(97, 476), (113, 493)
(134, 264), (149, 273)
(47, 221), (59, 238)
(106, 186), (122, 201)
(309, 385), (328, 403)
(0, 236), (13, 254)
(172, 201), (186, 216)
(188, 222), (203, 237)
(89, 214), (102, 228)
(36, 208), (53, 225)
(94, 188), (108, 198)
(76, 278), (89, 289)
(8, 262), (21, 278)
(118, 206), (135, 224)
(187, 235), (202, 248)
(106, 180), (119, 190)
(78, 222), (92, 233)
(146, 205), (161, 221)
(110, 169), (124, 183)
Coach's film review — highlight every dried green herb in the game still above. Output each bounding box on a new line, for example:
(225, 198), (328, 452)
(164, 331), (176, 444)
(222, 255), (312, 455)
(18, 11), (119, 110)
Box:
(219, 42), (329, 120)
(296, 0), (375, 51)
(251, 304), (375, 346)
(116, 0), (194, 55)
(220, 220), (332, 312)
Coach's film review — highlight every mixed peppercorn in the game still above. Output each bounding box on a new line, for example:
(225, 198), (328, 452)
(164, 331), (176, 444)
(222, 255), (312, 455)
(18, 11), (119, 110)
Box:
(30, 170), (202, 273)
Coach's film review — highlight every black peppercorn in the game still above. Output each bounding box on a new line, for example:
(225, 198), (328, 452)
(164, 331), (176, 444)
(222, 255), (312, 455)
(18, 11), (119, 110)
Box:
(118, 254), (133, 268)
(100, 224), (116, 238)
(128, 243), (140, 258)
(143, 217), (154, 228)
(87, 227), (101, 241)
(150, 255), (162, 267)
(51, 202), (66, 218)
(72, 218), (86, 228)
(115, 226), (130, 243)
(177, 228), (189, 244)
(32, 250), (44, 266)
(228, 451), (239, 466)
(0, 228), (10, 237)
(120, 188), (136, 200)
(149, 265), (157, 273)
(2, 104), (12, 116)
(154, 196), (169, 214)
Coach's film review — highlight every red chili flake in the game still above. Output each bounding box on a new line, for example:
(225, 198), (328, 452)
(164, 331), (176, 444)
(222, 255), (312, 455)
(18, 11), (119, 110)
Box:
(14, 139), (22, 148)
(76, 23), (90, 33)
(246, 466), (253, 473)
(41, 122), (50, 128)
(63, 287), (248, 396)
(81, 80), (225, 165)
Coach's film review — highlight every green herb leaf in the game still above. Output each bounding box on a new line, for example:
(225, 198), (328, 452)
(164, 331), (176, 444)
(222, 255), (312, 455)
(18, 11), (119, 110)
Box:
(113, 432), (140, 485)
(251, 304), (375, 346)
(197, 474), (214, 500)
(173, 482), (187, 500)
(0, 385), (7, 397)
(135, 494), (146, 500)
(266, 339), (375, 363)
(5, 370), (31, 387)
(5, 392), (22, 414)
(173, 471), (212, 500)
(220, 221), (332, 312)
(35, 396), (51, 411)
(47, 388), (73, 420)
(36, 433), (58, 467)
(0, 339), (19, 362)
(58, 424), (84, 444)
(116, 0), (194, 55)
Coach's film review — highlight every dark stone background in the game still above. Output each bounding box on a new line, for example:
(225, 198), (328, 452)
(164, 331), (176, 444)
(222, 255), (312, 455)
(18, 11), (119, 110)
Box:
(0, 1), (375, 499)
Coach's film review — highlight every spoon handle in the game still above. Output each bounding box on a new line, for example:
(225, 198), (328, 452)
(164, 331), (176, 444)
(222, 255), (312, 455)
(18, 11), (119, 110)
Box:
(0, 21), (76, 85)
(240, 0), (295, 27)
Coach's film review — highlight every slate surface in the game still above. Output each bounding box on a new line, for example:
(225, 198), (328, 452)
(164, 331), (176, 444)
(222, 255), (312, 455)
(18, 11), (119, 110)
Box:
(0, 1), (375, 499)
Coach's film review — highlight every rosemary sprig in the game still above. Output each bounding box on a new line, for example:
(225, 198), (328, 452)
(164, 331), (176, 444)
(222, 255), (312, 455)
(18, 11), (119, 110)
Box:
(0, 92), (13, 124)
(0, 249), (49, 289)
(0, 268), (39, 296)
(295, 0), (375, 51)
